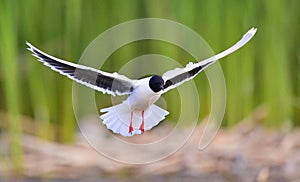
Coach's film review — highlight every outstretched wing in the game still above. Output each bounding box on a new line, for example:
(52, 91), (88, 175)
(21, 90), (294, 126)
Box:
(26, 42), (136, 96)
(162, 27), (257, 93)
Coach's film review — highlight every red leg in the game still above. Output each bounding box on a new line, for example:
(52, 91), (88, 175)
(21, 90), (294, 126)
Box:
(129, 111), (134, 134)
(139, 110), (145, 133)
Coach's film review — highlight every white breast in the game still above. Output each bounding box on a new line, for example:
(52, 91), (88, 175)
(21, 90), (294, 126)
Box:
(126, 77), (162, 111)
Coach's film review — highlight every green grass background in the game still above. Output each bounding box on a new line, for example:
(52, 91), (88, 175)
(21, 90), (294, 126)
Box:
(0, 0), (299, 172)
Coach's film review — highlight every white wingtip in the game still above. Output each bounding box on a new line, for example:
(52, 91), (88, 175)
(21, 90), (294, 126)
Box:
(243, 27), (257, 41)
(26, 41), (33, 49)
(213, 27), (257, 60)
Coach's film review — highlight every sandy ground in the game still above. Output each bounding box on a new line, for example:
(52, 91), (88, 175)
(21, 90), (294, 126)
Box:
(1, 117), (300, 182)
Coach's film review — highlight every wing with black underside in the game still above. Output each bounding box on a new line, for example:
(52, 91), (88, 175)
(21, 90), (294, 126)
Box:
(163, 61), (211, 91)
(26, 42), (136, 96)
(162, 27), (257, 93)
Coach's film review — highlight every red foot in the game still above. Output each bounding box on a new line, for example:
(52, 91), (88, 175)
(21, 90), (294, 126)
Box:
(129, 112), (133, 134)
(139, 110), (145, 133)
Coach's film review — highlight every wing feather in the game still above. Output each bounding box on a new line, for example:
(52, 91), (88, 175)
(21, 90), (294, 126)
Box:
(26, 42), (136, 96)
(162, 27), (257, 93)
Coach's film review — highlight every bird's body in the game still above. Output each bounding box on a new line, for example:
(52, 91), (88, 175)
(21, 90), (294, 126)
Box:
(27, 28), (257, 136)
(127, 77), (161, 111)
(100, 77), (167, 136)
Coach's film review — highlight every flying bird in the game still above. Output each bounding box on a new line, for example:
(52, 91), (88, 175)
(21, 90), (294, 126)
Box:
(27, 28), (257, 136)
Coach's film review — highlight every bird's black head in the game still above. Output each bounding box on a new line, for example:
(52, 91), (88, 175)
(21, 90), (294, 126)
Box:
(149, 75), (164, 93)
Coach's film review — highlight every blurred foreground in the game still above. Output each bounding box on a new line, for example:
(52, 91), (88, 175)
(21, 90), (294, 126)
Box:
(1, 113), (300, 182)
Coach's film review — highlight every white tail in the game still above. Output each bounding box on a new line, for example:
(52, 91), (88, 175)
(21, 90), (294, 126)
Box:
(100, 101), (169, 136)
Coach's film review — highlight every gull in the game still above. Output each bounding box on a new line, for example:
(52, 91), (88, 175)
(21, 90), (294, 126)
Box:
(26, 27), (257, 136)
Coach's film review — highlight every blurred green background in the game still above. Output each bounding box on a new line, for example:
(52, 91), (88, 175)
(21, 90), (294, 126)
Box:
(0, 0), (299, 173)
